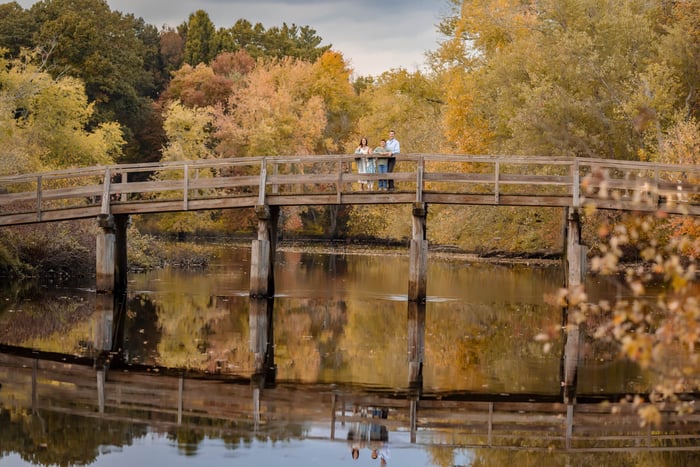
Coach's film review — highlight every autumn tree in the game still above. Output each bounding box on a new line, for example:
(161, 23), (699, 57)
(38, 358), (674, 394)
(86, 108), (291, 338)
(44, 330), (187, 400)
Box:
(149, 100), (219, 236)
(0, 50), (123, 175)
(425, 0), (700, 254)
(162, 63), (235, 108)
(433, 0), (684, 160)
(351, 69), (445, 153)
(655, 1), (700, 121)
(159, 28), (185, 78)
(309, 50), (358, 153)
(157, 54), (339, 236)
(210, 50), (256, 79)
(345, 68), (446, 242)
(547, 206), (700, 426)
(212, 57), (327, 157)
(16, 0), (161, 164)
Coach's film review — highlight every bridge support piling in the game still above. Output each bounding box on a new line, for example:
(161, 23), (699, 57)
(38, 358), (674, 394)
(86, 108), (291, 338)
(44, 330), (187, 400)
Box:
(562, 207), (586, 403)
(564, 208), (586, 289)
(408, 202), (428, 302)
(408, 301), (425, 393)
(114, 214), (129, 295)
(96, 214), (116, 294)
(96, 213), (128, 294)
(249, 297), (276, 387)
(250, 205), (279, 298)
(95, 214), (128, 369)
(94, 293), (114, 353)
(408, 300), (425, 443)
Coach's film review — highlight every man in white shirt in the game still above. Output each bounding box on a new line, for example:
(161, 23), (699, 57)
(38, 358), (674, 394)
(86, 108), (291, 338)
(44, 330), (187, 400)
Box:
(385, 130), (400, 190)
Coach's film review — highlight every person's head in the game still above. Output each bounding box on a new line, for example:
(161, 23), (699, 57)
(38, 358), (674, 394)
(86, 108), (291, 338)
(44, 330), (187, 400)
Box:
(359, 137), (368, 146)
(380, 139), (386, 146)
(371, 449), (378, 459)
(351, 448), (359, 459)
(388, 130), (395, 140)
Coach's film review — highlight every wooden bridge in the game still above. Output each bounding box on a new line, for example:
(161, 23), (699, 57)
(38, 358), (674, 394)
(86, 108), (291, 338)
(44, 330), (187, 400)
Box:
(1, 154), (699, 226)
(2, 154), (698, 406)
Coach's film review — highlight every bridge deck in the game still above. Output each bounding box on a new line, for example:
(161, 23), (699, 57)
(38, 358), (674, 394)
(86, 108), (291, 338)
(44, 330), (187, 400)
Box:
(1, 155), (699, 226)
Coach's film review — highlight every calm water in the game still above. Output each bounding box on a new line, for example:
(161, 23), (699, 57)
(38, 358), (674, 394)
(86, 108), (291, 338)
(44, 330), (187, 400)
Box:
(0, 245), (697, 466)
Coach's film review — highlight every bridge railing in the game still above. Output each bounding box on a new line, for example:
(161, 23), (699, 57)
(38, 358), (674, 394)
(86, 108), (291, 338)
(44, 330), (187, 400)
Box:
(3, 351), (700, 452)
(1, 155), (699, 225)
(576, 157), (700, 211)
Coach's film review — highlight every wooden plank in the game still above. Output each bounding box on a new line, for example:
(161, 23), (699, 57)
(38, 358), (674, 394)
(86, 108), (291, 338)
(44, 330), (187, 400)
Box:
(186, 176), (261, 190)
(578, 157), (700, 173)
(421, 193), (573, 207)
(424, 173), (496, 183)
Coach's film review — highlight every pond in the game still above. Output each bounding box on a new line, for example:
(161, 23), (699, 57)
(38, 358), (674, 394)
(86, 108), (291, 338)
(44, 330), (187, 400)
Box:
(0, 245), (698, 466)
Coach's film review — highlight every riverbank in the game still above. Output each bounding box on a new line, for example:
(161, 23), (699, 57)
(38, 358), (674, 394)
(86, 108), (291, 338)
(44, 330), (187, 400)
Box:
(276, 239), (562, 267)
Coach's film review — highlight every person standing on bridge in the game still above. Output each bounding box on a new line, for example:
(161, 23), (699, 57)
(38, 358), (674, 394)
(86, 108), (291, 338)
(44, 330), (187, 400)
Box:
(385, 130), (400, 191)
(355, 137), (374, 190)
(373, 139), (392, 190)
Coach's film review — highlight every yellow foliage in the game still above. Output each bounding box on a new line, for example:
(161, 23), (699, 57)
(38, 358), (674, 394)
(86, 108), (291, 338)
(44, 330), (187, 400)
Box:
(0, 51), (123, 174)
(349, 69), (445, 154)
(161, 100), (215, 162)
(212, 57), (327, 157)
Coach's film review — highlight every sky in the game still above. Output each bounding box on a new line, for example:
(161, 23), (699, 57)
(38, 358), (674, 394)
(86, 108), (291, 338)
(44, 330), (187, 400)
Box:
(15, 0), (450, 77)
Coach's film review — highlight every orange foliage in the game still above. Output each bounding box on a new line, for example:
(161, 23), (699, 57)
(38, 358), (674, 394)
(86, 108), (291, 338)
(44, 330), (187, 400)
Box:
(162, 63), (234, 108)
(211, 50), (256, 78)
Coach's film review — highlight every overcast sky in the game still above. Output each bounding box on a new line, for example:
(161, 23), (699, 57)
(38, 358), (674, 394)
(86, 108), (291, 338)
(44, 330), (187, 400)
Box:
(15, 0), (449, 77)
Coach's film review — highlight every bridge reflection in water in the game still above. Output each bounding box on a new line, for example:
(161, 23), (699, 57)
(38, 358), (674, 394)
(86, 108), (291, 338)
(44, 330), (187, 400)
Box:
(1, 294), (699, 464)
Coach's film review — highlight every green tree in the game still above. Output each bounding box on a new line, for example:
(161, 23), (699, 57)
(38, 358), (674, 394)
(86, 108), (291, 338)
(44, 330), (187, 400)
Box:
(207, 18), (330, 62)
(182, 9), (215, 65)
(228, 19), (266, 58)
(27, 0), (160, 163)
(0, 1), (36, 56)
(262, 23), (330, 61)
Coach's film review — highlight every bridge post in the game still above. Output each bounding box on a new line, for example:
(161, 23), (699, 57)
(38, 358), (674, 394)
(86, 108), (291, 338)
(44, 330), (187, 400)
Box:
(564, 208), (586, 288)
(114, 214), (129, 295)
(408, 202), (428, 302)
(562, 207), (586, 403)
(96, 214), (116, 294)
(250, 205), (279, 298)
(95, 213), (129, 370)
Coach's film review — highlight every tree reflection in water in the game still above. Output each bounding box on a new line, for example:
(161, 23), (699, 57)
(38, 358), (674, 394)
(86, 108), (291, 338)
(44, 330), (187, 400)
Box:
(1, 248), (699, 466)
